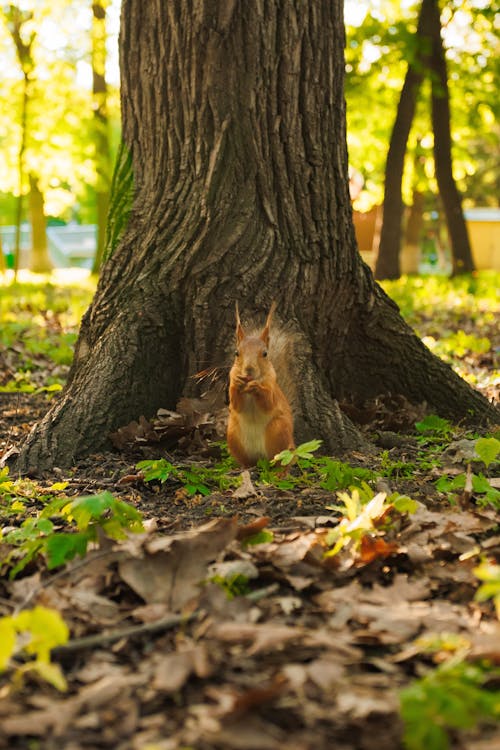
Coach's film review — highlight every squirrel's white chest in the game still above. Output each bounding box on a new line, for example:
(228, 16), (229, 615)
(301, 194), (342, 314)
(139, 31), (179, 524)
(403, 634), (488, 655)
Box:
(238, 400), (271, 461)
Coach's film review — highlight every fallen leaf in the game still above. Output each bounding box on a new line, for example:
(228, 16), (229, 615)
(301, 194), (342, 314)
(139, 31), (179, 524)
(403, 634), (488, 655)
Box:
(153, 645), (212, 692)
(118, 518), (238, 608)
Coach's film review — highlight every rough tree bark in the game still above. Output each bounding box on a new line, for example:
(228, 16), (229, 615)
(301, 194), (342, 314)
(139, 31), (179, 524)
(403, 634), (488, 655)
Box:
(16, 0), (497, 473)
(428, 0), (474, 274)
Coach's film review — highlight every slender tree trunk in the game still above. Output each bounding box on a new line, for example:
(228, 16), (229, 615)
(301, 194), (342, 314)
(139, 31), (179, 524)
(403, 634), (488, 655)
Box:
(91, 0), (112, 274)
(16, 0), (497, 474)
(375, 0), (434, 280)
(28, 173), (52, 273)
(401, 141), (426, 273)
(428, 0), (474, 274)
(14, 68), (30, 277)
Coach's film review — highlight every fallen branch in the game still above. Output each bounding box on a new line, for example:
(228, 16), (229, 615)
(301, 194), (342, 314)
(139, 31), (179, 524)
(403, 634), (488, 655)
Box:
(52, 611), (199, 656)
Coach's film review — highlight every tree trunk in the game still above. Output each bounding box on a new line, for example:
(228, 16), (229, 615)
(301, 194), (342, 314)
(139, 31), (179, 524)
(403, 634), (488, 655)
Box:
(91, 0), (112, 274)
(28, 173), (52, 273)
(17, 0), (497, 474)
(374, 0), (434, 281)
(428, 0), (474, 274)
(401, 142), (426, 274)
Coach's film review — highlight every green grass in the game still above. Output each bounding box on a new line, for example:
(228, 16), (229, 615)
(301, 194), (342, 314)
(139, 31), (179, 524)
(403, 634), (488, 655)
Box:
(0, 271), (96, 391)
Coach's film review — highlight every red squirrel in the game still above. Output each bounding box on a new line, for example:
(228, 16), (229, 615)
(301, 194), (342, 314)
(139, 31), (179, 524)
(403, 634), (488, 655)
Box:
(227, 302), (295, 467)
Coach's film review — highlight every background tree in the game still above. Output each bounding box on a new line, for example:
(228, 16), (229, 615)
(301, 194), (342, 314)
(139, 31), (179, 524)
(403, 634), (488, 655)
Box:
(0, 0), (120, 263)
(375, 0), (473, 280)
(2, 3), (38, 274)
(17, 0), (497, 474)
(344, 0), (498, 270)
(90, 0), (112, 273)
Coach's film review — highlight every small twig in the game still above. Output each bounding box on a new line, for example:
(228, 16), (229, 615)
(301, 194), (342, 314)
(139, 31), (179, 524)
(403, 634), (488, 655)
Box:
(245, 583), (280, 602)
(52, 611), (199, 656)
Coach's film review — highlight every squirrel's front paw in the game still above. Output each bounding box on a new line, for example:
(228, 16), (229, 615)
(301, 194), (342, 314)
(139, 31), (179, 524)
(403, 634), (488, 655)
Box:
(234, 375), (250, 389)
(244, 380), (260, 393)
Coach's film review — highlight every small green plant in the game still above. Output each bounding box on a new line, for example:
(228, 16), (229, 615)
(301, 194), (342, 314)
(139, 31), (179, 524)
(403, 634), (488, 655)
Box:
(436, 471), (500, 510)
(241, 529), (274, 546)
(2, 491), (144, 578)
(260, 440), (375, 492)
(415, 415), (454, 443)
(474, 560), (500, 619)
(136, 455), (239, 496)
(379, 450), (418, 478)
(474, 436), (500, 468)
(209, 573), (251, 599)
(400, 658), (500, 750)
(325, 487), (417, 558)
(272, 439), (323, 467)
(0, 606), (69, 690)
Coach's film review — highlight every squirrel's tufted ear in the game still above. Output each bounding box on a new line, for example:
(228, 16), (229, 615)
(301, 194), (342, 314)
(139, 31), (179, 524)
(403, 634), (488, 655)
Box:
(261, 301), (276, 347)
(235, 302), (245, 343)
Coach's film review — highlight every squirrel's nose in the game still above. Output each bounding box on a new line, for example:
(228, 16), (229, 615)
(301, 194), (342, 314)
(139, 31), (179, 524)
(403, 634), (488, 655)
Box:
(245, 366), (255, 378)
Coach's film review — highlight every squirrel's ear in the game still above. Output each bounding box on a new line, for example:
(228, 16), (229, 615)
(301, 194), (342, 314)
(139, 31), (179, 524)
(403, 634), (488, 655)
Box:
(261, 301), (277, 347)
(235, 302), (245, 343)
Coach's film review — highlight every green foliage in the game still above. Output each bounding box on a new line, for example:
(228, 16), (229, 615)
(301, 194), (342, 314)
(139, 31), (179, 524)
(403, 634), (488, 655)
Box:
(2, 490), (144, 578)
(0, 606), (69, 691)
(0, 0), (121, 223)
(435, 471), (500, 510)
(209, 574), (251, 600)
(345, 2), (499, 210)
(379, 451), (418, 478)
(0, 278), (95, 391)
(382, 274), (500, 393)
(474, 560), (500, 618)
(474, 437), (500, 468)
(415, 415), (453, 441)
(273, 440), (323, 467)
(325, 488), (417, 558)
(260, 440), (375, 492)
(400, 659), (500, 750)
(242, 529), (274, 547)
(137, 455), (239, 496)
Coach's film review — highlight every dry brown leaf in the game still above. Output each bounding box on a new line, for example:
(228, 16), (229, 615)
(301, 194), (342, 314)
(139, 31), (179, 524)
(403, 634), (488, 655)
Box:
(118, 517), (238, 608)
(210, 621), (305, 655)
(153, 645), (212, 692)
(236, 516), (270, 540)
(358, 535), (398, 564)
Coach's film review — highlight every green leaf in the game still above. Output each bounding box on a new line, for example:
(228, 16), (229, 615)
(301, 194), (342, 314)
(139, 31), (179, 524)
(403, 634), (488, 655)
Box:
(45, 532), (90, 569)
(474, 437), (500, 468)
(415, 415), (452, 437)
(243, 529), (274, 546)
(14, 606), (69, 662)
(136, 459), (174, 482)
(0, 617), (16, 670)
(30, 660), (67, 691)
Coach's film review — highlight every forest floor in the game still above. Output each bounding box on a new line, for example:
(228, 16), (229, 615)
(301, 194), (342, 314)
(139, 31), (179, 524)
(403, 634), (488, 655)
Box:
(0, 271), (499, 750)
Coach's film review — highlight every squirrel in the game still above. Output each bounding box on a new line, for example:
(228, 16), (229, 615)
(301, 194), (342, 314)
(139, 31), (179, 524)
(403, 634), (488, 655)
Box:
(227, 302), (295, 468)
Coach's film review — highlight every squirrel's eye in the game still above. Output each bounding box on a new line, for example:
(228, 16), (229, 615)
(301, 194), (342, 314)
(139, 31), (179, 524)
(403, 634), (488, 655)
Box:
(262, 350), (268, 358)
(234, 350), (239, 357)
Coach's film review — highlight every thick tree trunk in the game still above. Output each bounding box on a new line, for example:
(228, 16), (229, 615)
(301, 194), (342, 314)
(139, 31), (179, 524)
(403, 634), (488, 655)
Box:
(428, 0), (474, 274)
(16, 0), (497, 474)
(28, 173), (52, 273)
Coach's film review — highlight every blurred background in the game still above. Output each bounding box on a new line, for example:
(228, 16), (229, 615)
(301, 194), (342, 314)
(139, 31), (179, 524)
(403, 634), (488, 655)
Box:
(0, 0), (498, 277)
